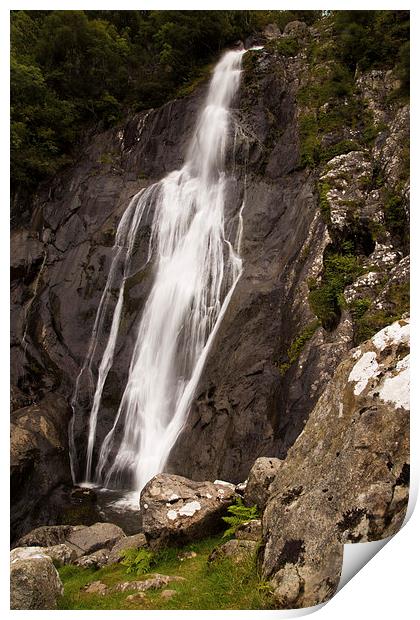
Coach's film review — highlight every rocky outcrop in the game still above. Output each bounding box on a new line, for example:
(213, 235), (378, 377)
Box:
(244, 457), (283, 510)
(10, 548), (64, 609)
(262, 318), (410, 608)
(139, 474), (236, 547)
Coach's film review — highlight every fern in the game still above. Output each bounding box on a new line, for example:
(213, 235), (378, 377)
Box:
(119, 548), (154, 576)
(222, 498), (260, 539)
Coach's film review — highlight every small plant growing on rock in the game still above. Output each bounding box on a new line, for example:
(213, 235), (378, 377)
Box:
(120, 548), (154, 576)
(222, 498), (260, 539)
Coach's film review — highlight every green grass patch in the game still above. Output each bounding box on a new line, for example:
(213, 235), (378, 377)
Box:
(58, 534), (274, 610)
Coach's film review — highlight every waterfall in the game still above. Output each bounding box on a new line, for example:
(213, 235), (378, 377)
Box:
(70, 48), (254, 492)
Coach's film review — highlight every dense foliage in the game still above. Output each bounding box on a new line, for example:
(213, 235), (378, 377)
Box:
(10, 10), (409, 206)
(10, 9), (320, 200)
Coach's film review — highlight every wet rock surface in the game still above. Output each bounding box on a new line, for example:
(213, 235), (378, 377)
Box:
(140, 473), (236, 547)
(262, 318), (410, 608)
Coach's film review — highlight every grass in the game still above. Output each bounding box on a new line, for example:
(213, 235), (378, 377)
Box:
(58, 534), (275, 610)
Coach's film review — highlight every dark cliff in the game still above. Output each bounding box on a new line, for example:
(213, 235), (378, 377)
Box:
(10, 22), (409, 537)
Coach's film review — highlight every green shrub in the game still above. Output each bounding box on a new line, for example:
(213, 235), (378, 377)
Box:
(278, 319), (320, 375)
(120, 548), (154, 576)
(352, 282), (409, 344)
(222, 498), (259, 539)
(309, 248), (364, 329)
(271, 36), (300, 57)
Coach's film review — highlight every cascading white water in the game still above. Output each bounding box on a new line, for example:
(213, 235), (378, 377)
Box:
(70, 48), (253, 492)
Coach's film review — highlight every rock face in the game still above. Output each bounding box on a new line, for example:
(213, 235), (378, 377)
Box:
(10, 549), (64, 609)
(244, 457), (283, 511)
(140, 474), (236, 547)
(262, 318), (410, 608)
(10, 394), (72, 541)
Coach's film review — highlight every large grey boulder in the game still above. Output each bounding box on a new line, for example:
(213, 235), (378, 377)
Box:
(65, 522), (125, 555)
(10, 548), (63, 609)
(244, 457), (283, 511)
(140, 474), (236, 547)
(16, 524), (78, 548)
(16, 522), (126, 560)
(262, 319), (410, 608)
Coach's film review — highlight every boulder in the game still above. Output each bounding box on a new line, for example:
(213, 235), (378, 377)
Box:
(244, 457), (283, 511)
(262, 319), (410, 608)
(140, 474), (236, 547)
(66, 522), (126, 555)
(107, 532), (148, 564)
(11, 543), (76, 567)
(43, 544), (78, 566)
(10, 549), (63, 609)
(75, 548), (109, 569)
(17, 522), (126, 561)
(16, 524), (80, 548)
(161, 589), (177, 600)
(234, 519), (262, 542)
(208, 539), (258, 564)
(84, 581), (108, 596)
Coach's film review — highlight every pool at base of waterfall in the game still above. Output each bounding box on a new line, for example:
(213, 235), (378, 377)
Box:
(63, 485), (142, 535)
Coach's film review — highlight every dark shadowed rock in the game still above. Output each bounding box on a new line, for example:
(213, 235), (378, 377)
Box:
(244, 457), (283, 511)
(10, 394), (72, 541)
(10, 549), (63, 609)
(262, 319), (410, 608)
(140, 474), (236, 548)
